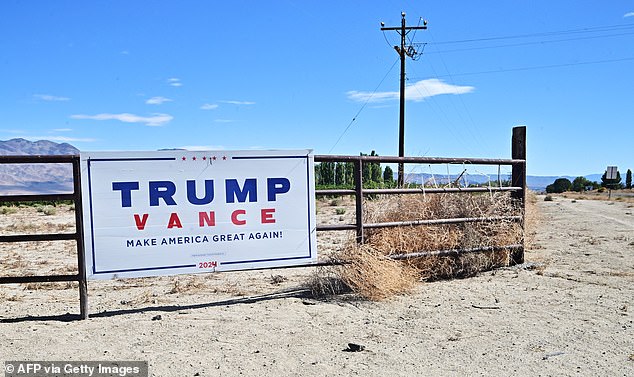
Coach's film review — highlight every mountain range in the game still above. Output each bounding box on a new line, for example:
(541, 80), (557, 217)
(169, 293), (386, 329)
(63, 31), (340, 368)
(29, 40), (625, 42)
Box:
(403, 173), (603, 192)
(0, 138), (604, 195)
(0, 138), (78, 195)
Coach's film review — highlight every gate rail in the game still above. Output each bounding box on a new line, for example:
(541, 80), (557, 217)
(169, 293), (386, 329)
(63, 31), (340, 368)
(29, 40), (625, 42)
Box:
(0, 155), (88, 319)
(315, 126), (527, 264)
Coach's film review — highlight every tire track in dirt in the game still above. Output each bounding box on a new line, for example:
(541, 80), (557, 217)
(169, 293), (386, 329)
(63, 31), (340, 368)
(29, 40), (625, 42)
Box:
(554, 199), (634, 230)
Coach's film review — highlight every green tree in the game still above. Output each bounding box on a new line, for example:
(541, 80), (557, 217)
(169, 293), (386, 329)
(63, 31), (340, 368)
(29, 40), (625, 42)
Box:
(360, 152), (371, 182)
(318, 161), (335, 185)
(360, 151), (383, 184)
(546, 178), (572, 193)
(344, 162), (354, 185)
(314, 163), (321, 185)
(626, 169), (632, 189)
(383, 166), (395, 185)
(371, 166), (382, 184)
(571, 176), (593, 192)
(369, 151), (383, 184)
(334, 163), (345, 186)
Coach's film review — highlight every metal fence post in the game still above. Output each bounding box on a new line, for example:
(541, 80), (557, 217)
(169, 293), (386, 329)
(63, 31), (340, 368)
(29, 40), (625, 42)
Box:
(354, 159), (364, 244)
(72, 157), (89, 319)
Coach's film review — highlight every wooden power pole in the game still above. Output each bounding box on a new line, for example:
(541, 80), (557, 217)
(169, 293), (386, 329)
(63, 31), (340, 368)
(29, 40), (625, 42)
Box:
(381, 12), (427, 187)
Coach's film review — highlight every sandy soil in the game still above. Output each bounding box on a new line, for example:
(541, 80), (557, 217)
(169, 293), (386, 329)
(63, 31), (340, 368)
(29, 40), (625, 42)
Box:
(1, 196), (633, 376)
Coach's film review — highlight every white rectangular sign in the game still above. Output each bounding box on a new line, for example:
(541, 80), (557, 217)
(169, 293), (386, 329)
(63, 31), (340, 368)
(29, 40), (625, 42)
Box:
(80, 150), (317, 280)
(606, 166), (618, 180)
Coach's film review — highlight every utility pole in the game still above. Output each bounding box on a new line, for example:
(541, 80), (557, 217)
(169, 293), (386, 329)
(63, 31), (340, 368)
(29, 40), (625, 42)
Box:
(381, 12), (427, 187)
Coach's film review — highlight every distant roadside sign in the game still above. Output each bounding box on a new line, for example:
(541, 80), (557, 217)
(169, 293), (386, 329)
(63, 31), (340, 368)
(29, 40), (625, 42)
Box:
(606, 166), (618, 180)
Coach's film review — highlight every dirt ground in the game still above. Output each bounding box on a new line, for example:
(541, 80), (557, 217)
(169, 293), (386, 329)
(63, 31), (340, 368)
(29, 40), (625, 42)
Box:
(1, 196), (633, 376)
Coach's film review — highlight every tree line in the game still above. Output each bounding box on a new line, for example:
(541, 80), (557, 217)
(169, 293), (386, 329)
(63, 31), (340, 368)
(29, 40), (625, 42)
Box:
(314, 151), (395, 188)
(546, 168), (632, 193)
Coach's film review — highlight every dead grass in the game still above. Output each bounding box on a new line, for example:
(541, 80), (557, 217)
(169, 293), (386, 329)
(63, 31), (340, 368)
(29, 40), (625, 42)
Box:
(336, 244), (418, 300)
(565, 190), (634, 204)
(525, 191), (540, 249)
(24, 281), (76, 291)
(167, 276), (208, 294)
(410, 251), (510, 281)
(213, 282), (249, 296)
(307, 266), (350, 297)
(4, 254), (29, 270)
(363, 192), (521, 269)
(5, 294), (22, 302)
(130, 290), (158, 305)
(117, 290), (166, 306)
(0, 222), (74, 235)
(313, 192), (525, 300)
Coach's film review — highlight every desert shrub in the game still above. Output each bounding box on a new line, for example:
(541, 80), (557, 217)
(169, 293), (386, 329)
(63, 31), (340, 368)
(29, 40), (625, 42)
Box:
(0, 200), (72, 208)
(0, 206), (17, 215)
(307, 265), (351, 297)
(335, 208), (346, 215)
(335, 244), (417, 300)
(37, 206), (57, 216)
(544, 195), (554, 201)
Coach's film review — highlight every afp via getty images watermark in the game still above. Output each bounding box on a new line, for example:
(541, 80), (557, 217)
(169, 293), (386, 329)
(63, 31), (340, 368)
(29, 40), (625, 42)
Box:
(4, 361), (148, 377)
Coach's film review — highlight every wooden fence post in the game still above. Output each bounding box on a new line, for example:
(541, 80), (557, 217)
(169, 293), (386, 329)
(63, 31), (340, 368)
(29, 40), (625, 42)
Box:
(511, 126), (526, 264)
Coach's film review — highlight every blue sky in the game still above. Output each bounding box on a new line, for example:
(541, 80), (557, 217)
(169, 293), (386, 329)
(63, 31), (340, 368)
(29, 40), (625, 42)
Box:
(1, 1), (633, 177)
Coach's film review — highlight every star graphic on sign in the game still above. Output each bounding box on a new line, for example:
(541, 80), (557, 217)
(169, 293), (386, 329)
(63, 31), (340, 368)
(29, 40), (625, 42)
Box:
(182, 156), (186, 161)
(192, 156), (197, 161)
(202, 156), (207, 161)
(212, 156), (217, 161)
(222, 156), (227, 160)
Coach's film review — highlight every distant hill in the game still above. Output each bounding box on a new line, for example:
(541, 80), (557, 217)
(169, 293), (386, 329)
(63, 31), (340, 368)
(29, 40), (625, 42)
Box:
(0, 138), (78, 195)
(525, 174), (603, 192)
(0, 138), (78, 156)
(404, 172), (604, 192)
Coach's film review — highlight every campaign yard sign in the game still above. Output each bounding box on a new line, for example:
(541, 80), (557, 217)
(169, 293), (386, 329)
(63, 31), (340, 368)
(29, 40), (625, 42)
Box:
(80, 150), (317, 280)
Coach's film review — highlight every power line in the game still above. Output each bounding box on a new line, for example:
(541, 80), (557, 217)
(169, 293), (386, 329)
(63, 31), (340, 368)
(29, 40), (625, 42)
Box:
(381, 29), (394, 48)
(327, 57), (399, 153)
(426, 31), (634, 54)
(409, 17), (425, 45)
(429, 23), (634, 45)
(412, 56), (634, 79)
(422, 29), (491, 153)
(407, 67), (480, 157)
